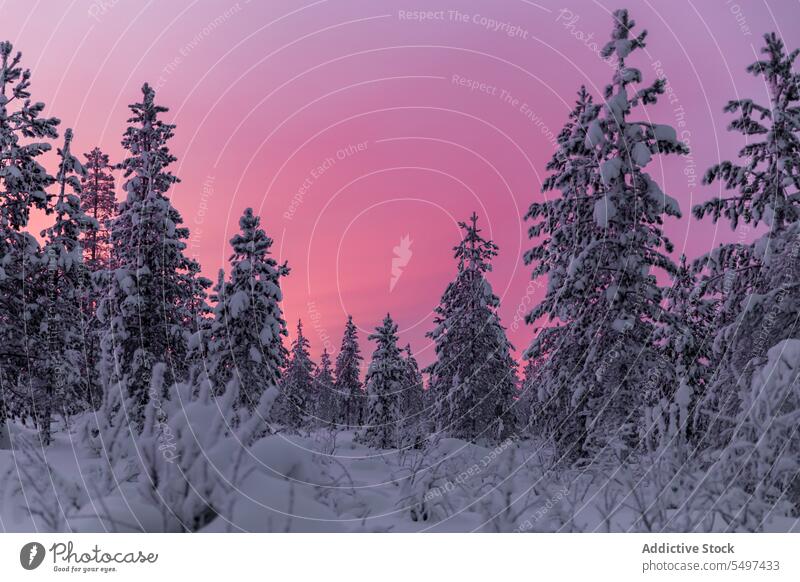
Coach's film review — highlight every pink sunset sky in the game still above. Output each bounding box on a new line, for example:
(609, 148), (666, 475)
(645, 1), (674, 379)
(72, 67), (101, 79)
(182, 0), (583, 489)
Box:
(3, 0), (799, 367)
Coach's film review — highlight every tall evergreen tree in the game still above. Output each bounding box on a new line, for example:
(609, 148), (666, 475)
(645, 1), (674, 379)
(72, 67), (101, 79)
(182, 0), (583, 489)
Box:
(279, 320), (315, 430)
(80, 147), (116, 272)
(314, 349), (336, 425)
(35, 129), (94, 443)
(97, 83), (207, 428)
(361, 314), (403, 449)
(524, 10), (688, 460)
(647, 256), (715, 450)
(518, 353), (543, 434)
(208, 208), (289, 409)
(399, 344), (424, 420)
(522, 88), (596, 454)
(334, 315), (364, 427)
(692, 32), (800, 448)
(76, 147), (116, 407)
(183, 259), (213, 375)
(396, 344), (425, 447)
(427, 213), (518, 443)
(695, 32), (800, 235)
(0, 41), (60, 446)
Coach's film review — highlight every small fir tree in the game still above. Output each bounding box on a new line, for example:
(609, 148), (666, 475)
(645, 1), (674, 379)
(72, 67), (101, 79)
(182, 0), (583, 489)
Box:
(361, 314), (403, 448)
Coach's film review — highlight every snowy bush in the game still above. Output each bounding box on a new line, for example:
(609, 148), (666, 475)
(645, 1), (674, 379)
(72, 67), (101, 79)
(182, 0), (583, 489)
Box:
(71, 365), (280, 531)
(721, 340), (800, 513)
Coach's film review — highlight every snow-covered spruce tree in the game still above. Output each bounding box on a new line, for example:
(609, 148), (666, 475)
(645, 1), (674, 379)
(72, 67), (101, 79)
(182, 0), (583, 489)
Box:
(695, 32), (800, 238)
(518, 352), (543, 434)
(35, 129), (95, 444)
(521, 87), (601, 455)
(182, 259), (213, 375)
(208, 207), (289, 409)
(97, 83), (208, 429)
(360, 314), (403, 449)
(334, 315), (364, 427)
(426, 213), (518, 443)
(396, 344), (425, 447)
(279, 320), (315, 430)
(80, 147), (116, 272)
(0, 41), (60, 446)
(692, 33), (800, 449)
(645, 256), (715, 451)
(524, 11), (688, 461)
(314, 349), (336, 426)
(77, 147), (116, 407)
(399, 344), (424, 419)
(521, 89), (595, 454)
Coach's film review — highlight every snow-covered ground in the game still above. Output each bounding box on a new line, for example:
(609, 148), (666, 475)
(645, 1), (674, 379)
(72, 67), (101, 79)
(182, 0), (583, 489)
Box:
(2, 418), (797, 533)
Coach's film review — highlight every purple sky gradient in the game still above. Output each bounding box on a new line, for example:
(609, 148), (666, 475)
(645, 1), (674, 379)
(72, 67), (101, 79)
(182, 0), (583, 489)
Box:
(4, 0), (799, 366)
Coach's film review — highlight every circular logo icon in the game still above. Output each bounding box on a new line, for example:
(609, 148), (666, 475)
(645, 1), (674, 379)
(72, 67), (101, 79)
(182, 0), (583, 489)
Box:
(20, 542), (46, 570)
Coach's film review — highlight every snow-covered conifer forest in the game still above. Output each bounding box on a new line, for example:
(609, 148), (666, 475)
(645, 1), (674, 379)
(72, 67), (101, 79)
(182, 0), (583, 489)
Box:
(0, 9), (798, 533)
